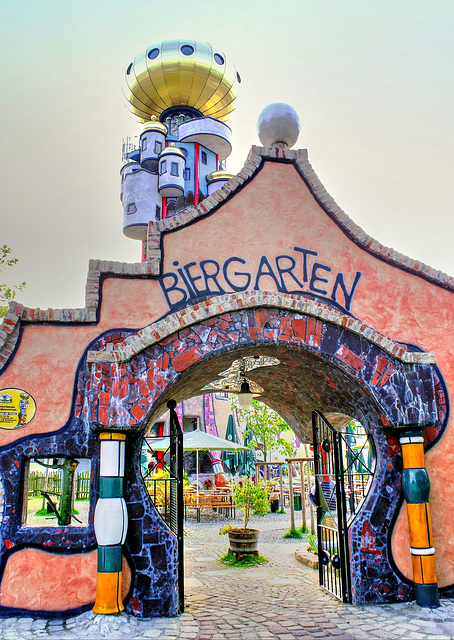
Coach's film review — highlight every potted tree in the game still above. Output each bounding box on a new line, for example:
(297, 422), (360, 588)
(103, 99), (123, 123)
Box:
(225, 478), (271, 557)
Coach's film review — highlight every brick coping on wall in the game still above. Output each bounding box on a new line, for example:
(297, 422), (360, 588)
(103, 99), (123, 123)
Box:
(0, 144), (448, 371)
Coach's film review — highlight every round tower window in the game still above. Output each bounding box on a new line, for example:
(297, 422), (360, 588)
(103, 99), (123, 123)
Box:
(148, 48), (160, 60)
(181, 45), (194, 56)
(236, 72), (242, 83)
(126, 63), (133, 75)
(214, 53), (224, 65)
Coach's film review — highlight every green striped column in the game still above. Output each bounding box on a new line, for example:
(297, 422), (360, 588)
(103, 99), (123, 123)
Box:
(93, 432), (128, 614)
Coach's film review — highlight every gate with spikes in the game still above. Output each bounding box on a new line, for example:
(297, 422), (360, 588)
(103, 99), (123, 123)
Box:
(312, 410), (375, 603)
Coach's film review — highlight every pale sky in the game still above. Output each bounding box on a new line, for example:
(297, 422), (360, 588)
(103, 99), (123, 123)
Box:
(1, 0), (453, 310)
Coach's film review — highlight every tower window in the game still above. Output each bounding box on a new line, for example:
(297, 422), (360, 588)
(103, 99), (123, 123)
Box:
(127, 203), (137, 214)
(184, 168), (191, 181)
(148, 48), (160, 60)
(160, 160), (167, 175)
(154, 141), (162, 154)
(181, 45), (194, 56)
(214, 53), (224, 65)
(170, 162), (179, 176)
(126, 63), (133, 75)
(141, 138), (147, 151)
(201, 151), (207, 165)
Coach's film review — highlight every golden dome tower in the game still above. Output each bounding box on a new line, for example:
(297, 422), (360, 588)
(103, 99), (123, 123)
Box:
(121, 40), (239, 248)
(124, 40), (240, 123)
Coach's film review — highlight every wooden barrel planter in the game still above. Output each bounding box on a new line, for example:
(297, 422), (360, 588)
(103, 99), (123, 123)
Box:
(228, 528), (260, 558)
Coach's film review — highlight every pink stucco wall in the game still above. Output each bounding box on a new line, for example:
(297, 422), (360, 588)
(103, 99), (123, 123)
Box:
(0, 549), (131, 611)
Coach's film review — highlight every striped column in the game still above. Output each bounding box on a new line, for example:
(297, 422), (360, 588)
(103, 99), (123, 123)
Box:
(399, 430), (439, 608)
(93, 432), (128, 614)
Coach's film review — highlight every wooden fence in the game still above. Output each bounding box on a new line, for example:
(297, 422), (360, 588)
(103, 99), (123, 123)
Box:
(28, 470), (91, 500)
(75, 471), (90, 500)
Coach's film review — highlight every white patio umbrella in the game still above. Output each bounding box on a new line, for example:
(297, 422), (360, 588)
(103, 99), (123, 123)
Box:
(146, 429), (246, 503)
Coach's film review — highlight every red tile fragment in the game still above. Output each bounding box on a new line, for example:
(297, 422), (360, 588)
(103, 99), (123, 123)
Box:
(306, 317), (322, 348)
(172, 345), (202, 372)
(254, 309), (271, 333)
(131, 404), (146, 421)
(292, 318), (307, 342)
(335, 345), (364, 371)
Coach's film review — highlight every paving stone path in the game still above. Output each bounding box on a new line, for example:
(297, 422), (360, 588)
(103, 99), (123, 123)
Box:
(1, 513), (454, 639)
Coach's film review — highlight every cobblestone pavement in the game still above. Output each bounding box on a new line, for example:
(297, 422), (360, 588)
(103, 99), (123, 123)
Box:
(1, 513), (454, 639)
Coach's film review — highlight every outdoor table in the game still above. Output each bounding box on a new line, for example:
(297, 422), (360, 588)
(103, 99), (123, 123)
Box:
(184, 489), (235, 522)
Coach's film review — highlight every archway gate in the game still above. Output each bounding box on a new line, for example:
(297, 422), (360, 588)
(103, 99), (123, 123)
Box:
(82, 298), (443, 612)
(0, 145), (451, 618)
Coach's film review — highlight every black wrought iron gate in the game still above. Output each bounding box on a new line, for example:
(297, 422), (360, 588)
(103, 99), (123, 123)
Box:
(143, 400), (184, 612)
(312, 410), (351, 603)
(168, 399), (184, 612)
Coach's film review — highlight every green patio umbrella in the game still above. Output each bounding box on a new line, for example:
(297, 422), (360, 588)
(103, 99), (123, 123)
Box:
(239, 429), (256, 477)
(222, 415), (241, 475)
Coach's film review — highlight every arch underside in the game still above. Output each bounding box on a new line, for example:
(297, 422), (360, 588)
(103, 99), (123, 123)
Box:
(146, 344), (384, 442)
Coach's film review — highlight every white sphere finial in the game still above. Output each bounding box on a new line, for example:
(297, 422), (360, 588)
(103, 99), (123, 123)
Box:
(257, 103), (300, 148)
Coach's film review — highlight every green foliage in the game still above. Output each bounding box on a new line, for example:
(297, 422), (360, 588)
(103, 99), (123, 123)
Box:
(0, 245), (26, 317)
(220, 550), (268, 567)
(283, 526), (306, 539)
(308, 532), (318, 553)
(233, 398), (293, 463)
(233, 478), (271, 530)
(34, 506), (80, 517)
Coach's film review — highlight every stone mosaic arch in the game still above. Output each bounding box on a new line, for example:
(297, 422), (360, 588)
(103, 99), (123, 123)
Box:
(86, 293), (441, 436)
(83, 295), (446, 608)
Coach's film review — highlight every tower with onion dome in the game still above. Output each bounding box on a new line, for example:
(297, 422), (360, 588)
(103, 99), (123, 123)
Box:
(121, 40), (241, 257)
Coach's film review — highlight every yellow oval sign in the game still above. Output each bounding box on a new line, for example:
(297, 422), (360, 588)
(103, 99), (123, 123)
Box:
(0, 388), (36, 429)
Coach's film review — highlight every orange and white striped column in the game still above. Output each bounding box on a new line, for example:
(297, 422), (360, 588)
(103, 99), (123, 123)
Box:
(399, 430), (439, 608)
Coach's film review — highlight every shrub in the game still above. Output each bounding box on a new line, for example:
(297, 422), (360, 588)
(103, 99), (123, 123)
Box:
(233, 478), (271, 530)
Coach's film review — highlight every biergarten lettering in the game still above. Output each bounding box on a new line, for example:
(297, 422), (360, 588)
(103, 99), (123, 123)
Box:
(159, 246), (362, 313)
